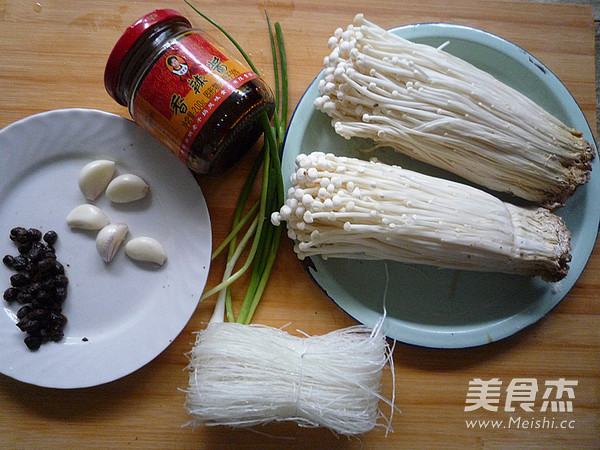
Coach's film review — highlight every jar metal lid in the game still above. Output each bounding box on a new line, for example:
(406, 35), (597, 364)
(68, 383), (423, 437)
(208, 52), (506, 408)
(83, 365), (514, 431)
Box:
(104, 9), (191, 106)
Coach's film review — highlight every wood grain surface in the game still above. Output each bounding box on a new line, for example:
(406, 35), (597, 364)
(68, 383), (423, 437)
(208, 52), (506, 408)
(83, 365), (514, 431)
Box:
(0, 0), (598, 448)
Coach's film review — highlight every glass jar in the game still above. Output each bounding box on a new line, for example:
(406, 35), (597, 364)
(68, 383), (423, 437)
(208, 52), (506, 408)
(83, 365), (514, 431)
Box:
(104, 9), (275, 175)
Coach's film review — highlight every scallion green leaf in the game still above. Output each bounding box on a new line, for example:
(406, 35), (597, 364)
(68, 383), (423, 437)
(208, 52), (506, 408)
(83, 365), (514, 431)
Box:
(187, 4), (288, 324)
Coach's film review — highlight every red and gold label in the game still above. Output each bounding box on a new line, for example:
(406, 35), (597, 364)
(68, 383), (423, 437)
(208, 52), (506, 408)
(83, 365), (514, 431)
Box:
(132, 31), (259, 163)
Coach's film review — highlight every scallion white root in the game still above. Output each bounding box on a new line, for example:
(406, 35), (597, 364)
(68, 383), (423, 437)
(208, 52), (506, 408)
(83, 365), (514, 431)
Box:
(273, 152), (571, 282)
(314, 14), (594, 209)
(184, 320), (395, 435)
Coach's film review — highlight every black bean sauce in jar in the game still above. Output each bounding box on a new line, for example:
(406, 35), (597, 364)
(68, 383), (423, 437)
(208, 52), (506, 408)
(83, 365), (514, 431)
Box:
(104, 9), (275, 175)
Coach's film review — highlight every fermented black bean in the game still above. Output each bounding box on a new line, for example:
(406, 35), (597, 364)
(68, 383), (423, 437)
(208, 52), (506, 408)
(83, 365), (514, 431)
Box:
(3, 227), (69, 351)
(43, 231), (57, 246)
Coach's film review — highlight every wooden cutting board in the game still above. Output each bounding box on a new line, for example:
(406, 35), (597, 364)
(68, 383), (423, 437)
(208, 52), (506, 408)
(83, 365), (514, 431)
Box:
(0, 0), (597, 448)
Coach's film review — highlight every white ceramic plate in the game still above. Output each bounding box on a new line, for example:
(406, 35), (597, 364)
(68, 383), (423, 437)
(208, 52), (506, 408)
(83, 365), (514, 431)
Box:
(0, 109), (211, 387)
(282, 23), (599, 348)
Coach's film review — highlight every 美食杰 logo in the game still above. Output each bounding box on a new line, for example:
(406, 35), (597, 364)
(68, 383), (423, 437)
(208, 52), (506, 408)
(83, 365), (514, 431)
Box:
(464, 378), (578, 430)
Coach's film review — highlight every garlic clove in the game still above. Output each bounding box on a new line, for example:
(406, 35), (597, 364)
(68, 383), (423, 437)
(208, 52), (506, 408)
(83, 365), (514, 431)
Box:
(66, 204), (110, 230)
(125, 237), (167, 266)
(96, 222), (128, 262)
(78, 160), (116, 201)
(106, 174), (149, 203)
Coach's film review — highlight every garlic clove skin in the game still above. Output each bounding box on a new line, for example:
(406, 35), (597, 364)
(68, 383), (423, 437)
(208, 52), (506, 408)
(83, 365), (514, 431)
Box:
(96, 222), (128, 262)
(106, 174), (149, 203)
(66, 204), (110, 230)
(125, 237), (167, 266)
(78, 160), (116, 201)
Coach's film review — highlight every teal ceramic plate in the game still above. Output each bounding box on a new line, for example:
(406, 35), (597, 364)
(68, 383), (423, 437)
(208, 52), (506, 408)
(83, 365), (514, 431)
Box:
(282, 23), (599, 348)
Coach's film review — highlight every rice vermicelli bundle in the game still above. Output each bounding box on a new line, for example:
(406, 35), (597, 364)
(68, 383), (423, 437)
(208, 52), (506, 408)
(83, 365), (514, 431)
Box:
(184, 320), (396, 435)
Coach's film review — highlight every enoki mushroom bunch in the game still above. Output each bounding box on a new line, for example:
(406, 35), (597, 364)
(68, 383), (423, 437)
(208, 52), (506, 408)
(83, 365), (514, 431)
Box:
(272, 152), (571, 282)
(184, 320), (396, 435)
(314, 14), (594, 209)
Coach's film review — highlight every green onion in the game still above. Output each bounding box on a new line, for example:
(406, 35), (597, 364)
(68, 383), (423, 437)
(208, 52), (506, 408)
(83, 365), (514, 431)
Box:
(186, 2), (287, 325)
